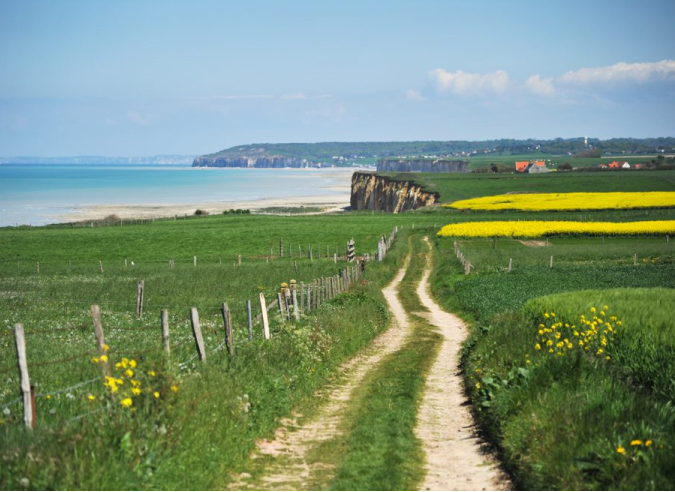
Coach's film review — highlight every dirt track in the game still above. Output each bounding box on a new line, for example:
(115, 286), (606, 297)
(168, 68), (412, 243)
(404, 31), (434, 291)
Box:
(414, 237), (509, 491)
(235, 240), (509, 490)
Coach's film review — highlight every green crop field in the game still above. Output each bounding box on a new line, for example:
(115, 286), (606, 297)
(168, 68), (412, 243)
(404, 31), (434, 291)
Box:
(382, 169), (675, 203)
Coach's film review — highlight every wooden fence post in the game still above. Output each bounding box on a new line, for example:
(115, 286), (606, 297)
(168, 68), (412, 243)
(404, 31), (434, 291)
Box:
(633, 253), (637, 266)
(91, 305), (110, 376)
(292, 286), (300, 321)
(221, 303), (234, 355)
(161, 309), (170, 356)
(300, 282), (305, 314)
(238, 255), (242, 267)
(14, 324), (34, 430)
(259, 293), (270, 339)
(280, 238), (284, 257)
(189, 308), (206, 362)
(193, 255), (197, 266)
(36, 262), (39, 275)
(99, 260), (104, 273)
(508, 258), (513, 272)
(246, 300), (253, 341)
(550, 255), (554, 268)
(136, 280), (144, 317)
(306, 284), (311, 312)
(277, 293), (286, 323)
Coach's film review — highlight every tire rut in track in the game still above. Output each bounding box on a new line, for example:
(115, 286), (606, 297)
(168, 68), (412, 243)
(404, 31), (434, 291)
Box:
(414, 236), (510, 491)
(233, 259), (413, 490)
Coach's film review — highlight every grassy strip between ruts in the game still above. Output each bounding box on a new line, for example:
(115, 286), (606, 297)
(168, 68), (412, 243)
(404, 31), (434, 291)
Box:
(304, 234), (442, 490)
(0, 233), (407, 490)
(429, 236), (675, 489)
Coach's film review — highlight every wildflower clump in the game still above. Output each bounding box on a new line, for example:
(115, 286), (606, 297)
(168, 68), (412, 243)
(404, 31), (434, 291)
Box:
(92, 355), (170, 410)
(534, 305), (620, 359)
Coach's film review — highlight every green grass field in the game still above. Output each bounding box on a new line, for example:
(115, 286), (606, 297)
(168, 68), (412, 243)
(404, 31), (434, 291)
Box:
(3, 167), (675, 490)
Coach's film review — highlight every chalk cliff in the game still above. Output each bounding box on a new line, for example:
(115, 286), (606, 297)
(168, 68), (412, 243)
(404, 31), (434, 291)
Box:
(193, 155), (312, 168)
(377, 158), (469, 173)
(350, 172), (438, 213)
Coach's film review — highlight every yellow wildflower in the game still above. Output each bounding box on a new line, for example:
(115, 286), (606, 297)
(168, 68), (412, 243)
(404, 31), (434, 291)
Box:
(630, 440), (643, 446)
(100, 355), (108, 363)
(46, 395), (51, 400)
(475, 382), (481, 389)
(91, 357), (99, 364)
(170, 385), (179, 393)
(617, 446), (625, 454)
(131, 388), (141, 396)
(120, 398), (133, 408)
(646, 440), (653, 447)
(87, 395), (96, 402)
(129, 359), (137, 369)
(153, 391), (160, 399)
(125, 369), (134, 378)
(148, 370), (156, 377)
(102, 343), (109, 352)
(534, 343), (541, 350)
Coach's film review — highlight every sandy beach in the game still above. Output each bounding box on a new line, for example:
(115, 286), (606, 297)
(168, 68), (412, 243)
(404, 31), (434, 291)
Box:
(52, 168), (358, 223)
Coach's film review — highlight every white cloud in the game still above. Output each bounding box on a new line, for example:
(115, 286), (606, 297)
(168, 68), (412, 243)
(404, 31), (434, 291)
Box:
(186, 95), (274, 101)
(525, 75), (556, 96)
(406, 89), (427, 102)
(429, 68), (510, 97)
(127, 111), (152, 125)
(281, 93), (334, 100)
(559, 60), (675, 85)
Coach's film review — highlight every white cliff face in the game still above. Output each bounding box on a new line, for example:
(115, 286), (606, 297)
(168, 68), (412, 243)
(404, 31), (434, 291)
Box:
(350, 172), (438, 213)
(192, 156), (312, 168)
(377, 159), (469, 173)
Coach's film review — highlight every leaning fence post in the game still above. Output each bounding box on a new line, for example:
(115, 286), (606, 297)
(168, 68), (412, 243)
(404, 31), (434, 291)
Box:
(189, 307), (207, 362)
(246, 300), (253, 341)
(221, 302), (234, 355)
(292, 285), (300, 321)
(161, 309), (170, 356)
(277, 293), (286, 323)
(136, 280), (144, 317)
(14, 323), (34, 430)
(259, 293), (270, 339)
(91, 305), (110, 376)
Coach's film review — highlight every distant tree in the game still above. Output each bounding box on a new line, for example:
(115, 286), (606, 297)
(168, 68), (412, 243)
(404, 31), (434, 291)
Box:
(558, 162), (573, 171)
(194, 209), (209, 216)
(490, 163), (498, 173)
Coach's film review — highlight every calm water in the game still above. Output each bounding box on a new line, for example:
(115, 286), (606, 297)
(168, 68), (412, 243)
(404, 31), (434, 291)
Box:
(0, 164), (352, 227)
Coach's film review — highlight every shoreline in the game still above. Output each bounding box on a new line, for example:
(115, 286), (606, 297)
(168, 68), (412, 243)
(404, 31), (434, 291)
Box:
(54, 193), (352, 223)
(2, 167), (365, 226)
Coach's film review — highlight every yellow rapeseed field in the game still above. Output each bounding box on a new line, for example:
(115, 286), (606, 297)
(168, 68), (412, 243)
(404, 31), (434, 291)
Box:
(437, 220), (675, 238)
(445, 191), (675, 211)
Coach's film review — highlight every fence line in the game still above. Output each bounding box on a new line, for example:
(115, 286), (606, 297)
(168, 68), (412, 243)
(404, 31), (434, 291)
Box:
(2, 227), (400, 429)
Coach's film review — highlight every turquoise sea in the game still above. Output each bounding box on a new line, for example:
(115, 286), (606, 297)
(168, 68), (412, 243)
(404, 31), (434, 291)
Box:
(0, 165), (352, 227)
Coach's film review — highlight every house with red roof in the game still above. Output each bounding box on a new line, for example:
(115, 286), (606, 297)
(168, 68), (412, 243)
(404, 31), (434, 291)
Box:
(516, 160), (548, 173)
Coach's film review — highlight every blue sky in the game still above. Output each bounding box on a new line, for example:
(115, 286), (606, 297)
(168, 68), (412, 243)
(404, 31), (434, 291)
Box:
(1, 0), (674, 156)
